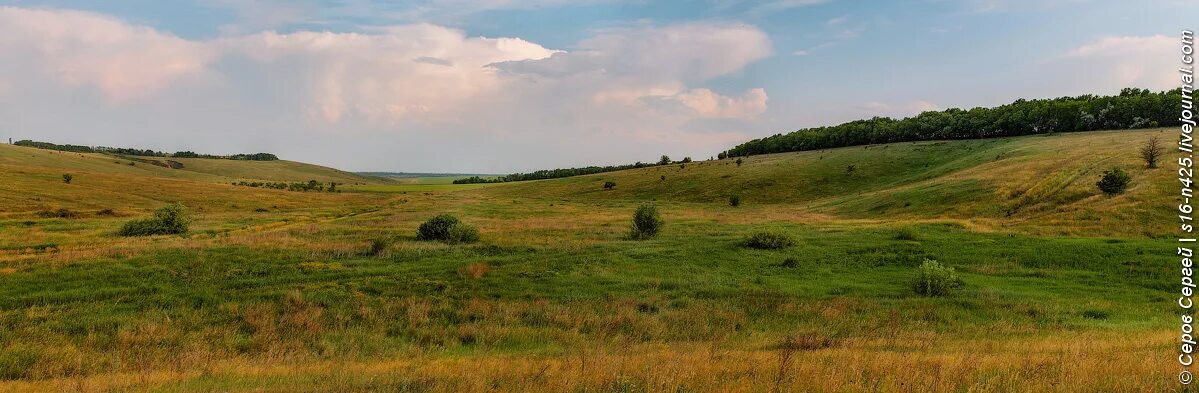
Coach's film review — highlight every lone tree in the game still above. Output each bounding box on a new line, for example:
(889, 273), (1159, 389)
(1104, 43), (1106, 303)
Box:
(1096, 168), (1131, 195)
(62, 174), (72, 184)
(658, 155), (672, 165)
(603, 181), (616, 190)
(628, 205), (663, 240)
(1140, 136), (1163, 168)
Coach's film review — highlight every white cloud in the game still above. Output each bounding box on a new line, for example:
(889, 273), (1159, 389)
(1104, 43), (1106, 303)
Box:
(1050, 34), (1175, 91)
(0, 7), (772, 172)
(0, 7), (214, 102)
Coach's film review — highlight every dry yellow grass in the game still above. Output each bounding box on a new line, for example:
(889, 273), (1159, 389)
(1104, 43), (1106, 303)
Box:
(0, 330), (1172, 392)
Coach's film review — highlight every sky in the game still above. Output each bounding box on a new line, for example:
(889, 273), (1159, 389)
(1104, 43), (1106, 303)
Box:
(0, 0), (1192, 173)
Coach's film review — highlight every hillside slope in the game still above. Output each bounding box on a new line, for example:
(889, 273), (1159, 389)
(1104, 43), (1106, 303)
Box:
(486, 128), (1175, 236)
(0, 144), (384, 216)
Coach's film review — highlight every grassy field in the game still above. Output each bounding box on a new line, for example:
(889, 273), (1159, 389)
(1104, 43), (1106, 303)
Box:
(0, 129), (1181, 392)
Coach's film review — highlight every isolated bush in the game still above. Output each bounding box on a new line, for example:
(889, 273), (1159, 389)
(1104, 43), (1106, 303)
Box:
(745, 230), (795, 250)
(780, 257), (800, 268)
(845, 165), (856, 174)
(118, 203), (190, 236)
(1140, 136), (1163, 168)
(446, 224), (480, 244)
(417, 214), (460, 241)
(416, 214), (479, 243)
(37, 208), (78, 219)
(1096, 168), (1131, 195)
(603, 181), (616, 190)
(658, 155), (671, 165)
(735, 158), (744, 167)
(62, 174), (72, 184)
(368, 237), (393, 256)
(628, 205), (663, 240)
(913, 259), (964, 296)
(681, 157), (692, 163)
(729, 195), (741, 207)
(894, 228), (918, 241)
(96, 208), (117, 217)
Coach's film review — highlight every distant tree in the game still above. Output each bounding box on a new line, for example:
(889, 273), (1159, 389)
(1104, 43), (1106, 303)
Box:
(1096, 168), (1131, 195)
(658, 155), (672, 165)
(628, 205), (664, 240)
(718, 151), (728, 160)
(1140, 136), (1163, 168)
(681, 157), (692, 163)
(603, 181), (616, 190)
(62, 174), (72, 184)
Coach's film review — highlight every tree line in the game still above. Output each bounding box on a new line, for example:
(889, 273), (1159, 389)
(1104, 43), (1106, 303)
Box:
(453, 155), (693, 184)
(13, 140), (279, 161)
(720, 88), (1181, 158)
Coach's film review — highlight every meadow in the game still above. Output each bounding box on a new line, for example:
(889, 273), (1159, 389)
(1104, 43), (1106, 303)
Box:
(0, 128), (1181, 392)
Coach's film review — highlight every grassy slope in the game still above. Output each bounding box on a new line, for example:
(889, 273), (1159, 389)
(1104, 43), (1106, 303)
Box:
(0, 129), (1180, 391)
(490, 128), (1175, 236)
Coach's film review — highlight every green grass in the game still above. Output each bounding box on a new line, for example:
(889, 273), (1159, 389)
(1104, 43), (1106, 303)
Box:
(0, 128), (1179, 391)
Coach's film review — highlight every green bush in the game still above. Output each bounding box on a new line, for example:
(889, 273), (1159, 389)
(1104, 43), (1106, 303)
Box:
(446, 224), (480, 244)
(1096, 168), (1131, 195)
(118, 203), (190, 236)
(416, 214), (479, 244)
(368, 237), (393, 256)
(729, 195), (741, 207)
(62, 174), (73, 184)
(416, 214), (460, 241)
(745, 230), (795, 249)
(37, 208), (78, 219)
(913, 259), (964, 296)
(603, 181), (616, 190)
(628, 205), (663, 240)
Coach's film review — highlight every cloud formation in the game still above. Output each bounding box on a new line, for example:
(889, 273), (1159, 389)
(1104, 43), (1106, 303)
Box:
(0, 7), (772, 172)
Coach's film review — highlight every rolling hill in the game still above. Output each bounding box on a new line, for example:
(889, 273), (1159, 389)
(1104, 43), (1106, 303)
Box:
(487, 128), (1174, 236)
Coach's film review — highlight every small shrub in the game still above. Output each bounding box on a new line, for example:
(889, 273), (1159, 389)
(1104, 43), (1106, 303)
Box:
(62, 174), (72, 184)
(660, 175), (666, 181)
(118, 203), (190, 236)
(416, 214), (479, 243)
(746, 230), (795, 250)
(894, 228), (918, 241)
(845, 165), (856, 174)
(1081, 309), (1110, 320)
(446, 224), (480, 244)
(780, 257), (800, 268)
(1140, 136), (1162, 168)
(913, 259), (964, 296)
(628, 205), (663, 240)
(417, 214), (460, 241)
(96, 208), (117, 216)
(37, 208), (78, 219)
(735, 158), (744, 167)
(368, 237), (393, 256)
(253, 207), (269, 212)
(1096, 168), (1131, 195)
(603, 181), (616, 190)
(729, 195), (741, 207)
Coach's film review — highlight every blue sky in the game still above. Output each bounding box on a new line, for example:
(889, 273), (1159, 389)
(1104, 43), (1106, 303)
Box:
(0, 0), (1191, 172)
